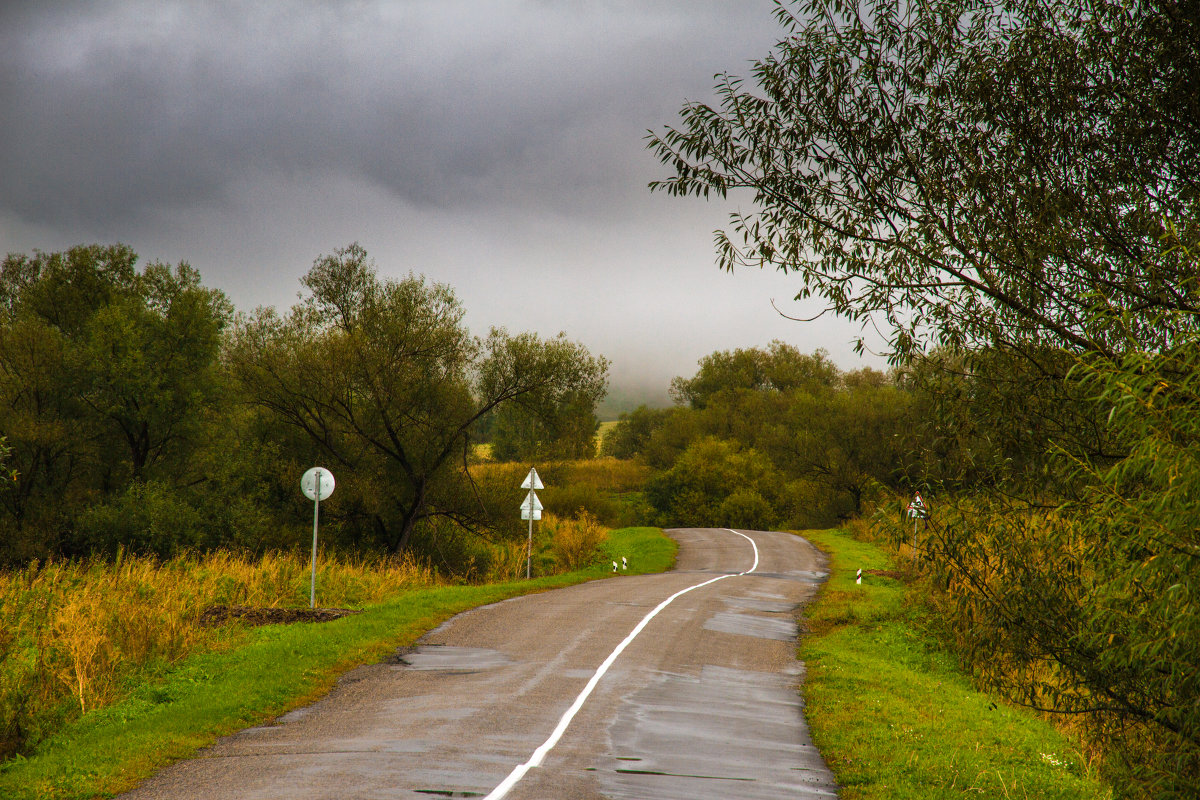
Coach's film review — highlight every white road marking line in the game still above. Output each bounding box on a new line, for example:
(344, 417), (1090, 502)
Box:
(482, 529), (760, 800)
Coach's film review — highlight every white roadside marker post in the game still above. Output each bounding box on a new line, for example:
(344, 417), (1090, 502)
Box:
(520, 467), (544, 580)
(301, 467), (335, 609)
(856, 568), (862, 585)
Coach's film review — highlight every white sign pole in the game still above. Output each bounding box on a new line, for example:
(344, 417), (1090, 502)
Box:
(311, 473), (320, 608)
(527, 507), (534, 580)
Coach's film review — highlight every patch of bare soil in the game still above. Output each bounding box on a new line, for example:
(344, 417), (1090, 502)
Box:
(199, 605), (363, 627)
(864, 569), (908, 581)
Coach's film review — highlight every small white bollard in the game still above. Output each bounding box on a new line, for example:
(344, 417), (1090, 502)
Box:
(612, 561), (618, 572)
(621, 557), (628, 570)
(856, 568), (862, 585)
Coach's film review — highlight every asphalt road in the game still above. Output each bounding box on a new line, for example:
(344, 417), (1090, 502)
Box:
(120, 528), (838, 800)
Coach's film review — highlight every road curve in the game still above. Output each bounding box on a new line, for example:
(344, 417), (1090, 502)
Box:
(120, 528), (838, 800)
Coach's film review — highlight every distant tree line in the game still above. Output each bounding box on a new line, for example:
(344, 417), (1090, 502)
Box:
(603, 343), (916, 529)
(0, 243), (608, 569)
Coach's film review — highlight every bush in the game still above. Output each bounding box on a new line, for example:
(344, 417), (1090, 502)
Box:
(716, 488), (777, 530)
(75, 482), (206, 557)
(546, 511), (608, 571)
(645, 437), (782, 528)
(541, 483), (617, 525)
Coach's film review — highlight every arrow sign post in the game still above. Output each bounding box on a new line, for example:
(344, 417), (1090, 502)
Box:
(520, 468), (544, 579)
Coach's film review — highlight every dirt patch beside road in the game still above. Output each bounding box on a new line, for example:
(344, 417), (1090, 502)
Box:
(198, 605), (362, 627)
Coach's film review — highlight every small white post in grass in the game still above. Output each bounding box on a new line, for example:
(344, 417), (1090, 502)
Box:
(301, 467), (335, 609)
(856, 568), (863, 585)
(520, 467), (544, 579)
(621, 557), (627, 570)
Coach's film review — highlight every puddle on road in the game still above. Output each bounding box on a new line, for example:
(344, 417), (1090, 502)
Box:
(703, 611), (797, 641)
(395, 646), (512, 673)
(751, 569), (829, 584)
(722, 594), (797, 614)
(600, 665), (838, 799)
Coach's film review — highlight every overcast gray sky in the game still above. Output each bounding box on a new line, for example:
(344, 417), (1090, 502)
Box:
(0, 0), (886, 411)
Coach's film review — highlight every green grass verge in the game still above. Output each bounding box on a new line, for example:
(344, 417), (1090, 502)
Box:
(0, 527), (675, 800)
(799, 529), (1111, 799)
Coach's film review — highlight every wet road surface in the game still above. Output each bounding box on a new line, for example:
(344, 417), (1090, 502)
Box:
(119, 528), (838, 799)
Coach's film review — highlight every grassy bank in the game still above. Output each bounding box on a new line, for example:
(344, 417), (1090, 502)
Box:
(0, 527), (675, 800)
(798, 529), (1110, 798)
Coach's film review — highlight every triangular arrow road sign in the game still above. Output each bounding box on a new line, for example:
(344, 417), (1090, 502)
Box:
(520, 467), (544, 490)
(520, 491), (543, 512)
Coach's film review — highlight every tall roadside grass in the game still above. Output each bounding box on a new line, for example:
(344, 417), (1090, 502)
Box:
(0, 550), (434, 760)
(483, 511), (612, 581)
(545, 511), (608, 571)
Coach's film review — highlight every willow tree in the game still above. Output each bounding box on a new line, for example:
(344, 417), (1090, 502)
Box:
(229, 244), (608, 554)
(648, 0), (1200, 360)
(650, 1), (1200, 791)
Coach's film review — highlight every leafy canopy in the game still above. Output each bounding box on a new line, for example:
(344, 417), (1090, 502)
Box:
(649, 0), (1200, 360)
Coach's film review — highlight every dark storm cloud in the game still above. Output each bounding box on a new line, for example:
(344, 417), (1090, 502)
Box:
(0, 0), (779, 229)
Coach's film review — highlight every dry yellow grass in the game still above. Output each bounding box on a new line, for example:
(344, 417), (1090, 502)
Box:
(560, 456), (650, 492)
(544, 510), (609, 571)
(470, 456), (648, 491)
(0, 549), (435, 758)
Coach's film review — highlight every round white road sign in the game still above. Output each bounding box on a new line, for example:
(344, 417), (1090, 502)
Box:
(301, 467), (336, 501)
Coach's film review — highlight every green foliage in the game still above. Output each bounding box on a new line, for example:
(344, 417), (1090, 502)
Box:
(649, 0), (1200, 360)
(487, 377), (607, 463)
(899, 347), (1121, 489)
(669, 341), (839, 408)
(540, 482), (618, 525)
(760, 383), (914, 517)
(609, 345), (913, 526)
(645, 437), (783, 528)
(715, 488), (775, 531)
(801, 529), (1110, 798)
(637, 406), (703, 470)
(892, 337), (1200, 797)
(0, 245), (232, 563)
(75, 482), (206, 558)
(599, 405), (672, 459)
(228, 243), (609, 555)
